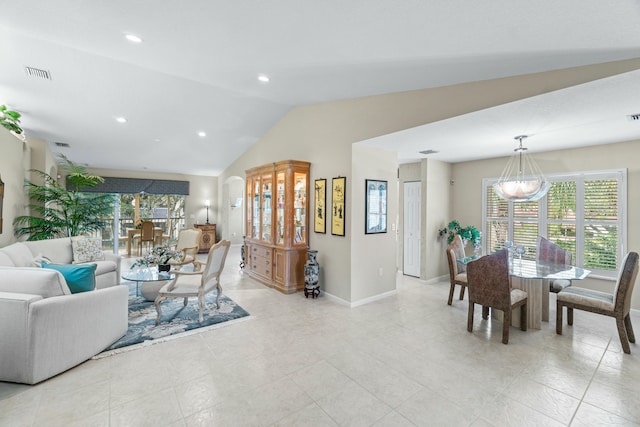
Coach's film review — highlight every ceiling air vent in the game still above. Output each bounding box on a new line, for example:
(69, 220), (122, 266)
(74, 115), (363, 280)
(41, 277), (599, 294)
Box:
(419, 149), (439, 155)
(24, 66), (52, 80)
(627, 114), (640, 121)
(54, 142), (70, 148)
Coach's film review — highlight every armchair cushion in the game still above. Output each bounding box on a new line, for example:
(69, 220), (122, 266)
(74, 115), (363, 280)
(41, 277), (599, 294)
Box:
(41, 263), (97, 293)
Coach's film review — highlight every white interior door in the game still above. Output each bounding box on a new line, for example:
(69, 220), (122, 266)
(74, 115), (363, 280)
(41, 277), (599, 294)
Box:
(403, 181), (421, 277)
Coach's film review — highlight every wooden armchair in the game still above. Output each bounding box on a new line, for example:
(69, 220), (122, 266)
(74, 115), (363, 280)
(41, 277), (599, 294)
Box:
(557, 252), (639, 354)
(168, 227), (202, 270)
(155, 240), (231, 324)
(466, 249), (528, 344)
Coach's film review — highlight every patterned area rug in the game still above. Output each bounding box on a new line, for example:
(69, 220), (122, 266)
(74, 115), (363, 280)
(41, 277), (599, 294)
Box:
(95, 283), (250, 357)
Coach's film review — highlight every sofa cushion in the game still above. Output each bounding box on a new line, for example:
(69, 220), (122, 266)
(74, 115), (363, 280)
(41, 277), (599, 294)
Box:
(0, 267), (71, 297)
(93, 260), (118, 276)
(71, 237), (105, 263)
(41, 263), (97, 293)
(0, 251), (15, 267)
(23, 238), (74, 264)
(0, 243), (35, 267)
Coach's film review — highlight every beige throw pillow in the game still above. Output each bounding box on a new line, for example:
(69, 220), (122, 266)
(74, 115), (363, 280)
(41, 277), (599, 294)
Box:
(71, 236), (105, 263)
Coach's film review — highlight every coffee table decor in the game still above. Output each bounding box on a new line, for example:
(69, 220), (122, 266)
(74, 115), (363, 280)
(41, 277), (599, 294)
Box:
(130, 244), (183, 270)
(95, 282), (250, 357)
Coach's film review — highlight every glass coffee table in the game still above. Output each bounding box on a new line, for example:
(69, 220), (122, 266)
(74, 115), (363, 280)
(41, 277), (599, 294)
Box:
(122, 267), (175, 301)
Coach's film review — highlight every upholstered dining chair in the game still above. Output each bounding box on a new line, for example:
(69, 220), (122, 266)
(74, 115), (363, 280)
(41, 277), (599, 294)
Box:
(537, 236), (573, 293)
(556, 251), (639, 354)
(466, 249), (528, 344)
(168, 227), (202, 269)
(135, 221), (155, 255)
(446, 247), (468, 305)
(449, 234), (467, 272)
(154, 240), (231, 324)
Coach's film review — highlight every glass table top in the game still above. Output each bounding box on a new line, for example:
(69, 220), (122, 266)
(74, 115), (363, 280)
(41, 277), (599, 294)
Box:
(459, 256), (591, 280)
(121, 267), (174, 282)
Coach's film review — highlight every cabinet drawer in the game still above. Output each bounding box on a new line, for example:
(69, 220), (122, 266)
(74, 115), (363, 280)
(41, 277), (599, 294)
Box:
(251, 245), (272, 258)
(252, 254), (271, 267)
(251, 260), (272, 278)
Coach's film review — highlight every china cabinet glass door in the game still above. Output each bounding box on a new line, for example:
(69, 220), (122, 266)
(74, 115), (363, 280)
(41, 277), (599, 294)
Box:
(293, 172), (307, 244)
(276, 172), (285, 245)
(252, 178), (260, 239)
(261, 174), (272, 242)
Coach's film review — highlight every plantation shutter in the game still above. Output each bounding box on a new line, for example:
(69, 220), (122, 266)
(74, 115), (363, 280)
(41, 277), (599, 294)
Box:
(546, 181), (577, 260)
(485, 184), (509, 254)
(483, 169), (625, 278)
(512, 199), (538, 260)
(583, 178), (618, 271)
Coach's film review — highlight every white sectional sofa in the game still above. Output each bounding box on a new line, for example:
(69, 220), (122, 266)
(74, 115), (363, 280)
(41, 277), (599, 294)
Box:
(0, 237), (121, 288)
(0, 237), (128, 384)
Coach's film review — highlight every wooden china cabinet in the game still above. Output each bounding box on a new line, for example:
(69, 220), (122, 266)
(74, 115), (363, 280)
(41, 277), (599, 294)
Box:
(244, 160), (310, 293)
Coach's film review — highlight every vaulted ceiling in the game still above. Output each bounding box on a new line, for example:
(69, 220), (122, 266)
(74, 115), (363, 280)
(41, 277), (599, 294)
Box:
(1, 1), (640, 176)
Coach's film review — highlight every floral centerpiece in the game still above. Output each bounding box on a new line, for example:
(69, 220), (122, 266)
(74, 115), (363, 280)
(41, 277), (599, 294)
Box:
(130, 245), (183, 271)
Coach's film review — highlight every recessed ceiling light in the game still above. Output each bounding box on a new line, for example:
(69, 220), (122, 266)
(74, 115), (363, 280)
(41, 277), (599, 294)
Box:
(257, 74), (270, 83)
(198, 131), (206, 137)
(125, 34), (143, 43)
(115, 117), (127, 123)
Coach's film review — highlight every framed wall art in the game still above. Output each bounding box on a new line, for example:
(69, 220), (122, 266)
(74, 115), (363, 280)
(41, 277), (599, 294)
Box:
(314, 178), (326, 233)
(331, 176), (346, 236)
(365, 179), (387, 234)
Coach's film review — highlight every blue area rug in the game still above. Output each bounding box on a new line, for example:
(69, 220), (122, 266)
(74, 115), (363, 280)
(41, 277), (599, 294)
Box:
(96, 283), (250, 356)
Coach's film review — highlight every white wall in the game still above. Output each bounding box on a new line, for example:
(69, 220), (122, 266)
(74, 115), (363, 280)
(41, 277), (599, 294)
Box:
(350, 144), (398, 302)
(0, 130), (29, 246)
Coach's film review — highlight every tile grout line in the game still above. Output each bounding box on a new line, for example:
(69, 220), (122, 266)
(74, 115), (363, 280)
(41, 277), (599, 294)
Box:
(568, 336), (612, 426)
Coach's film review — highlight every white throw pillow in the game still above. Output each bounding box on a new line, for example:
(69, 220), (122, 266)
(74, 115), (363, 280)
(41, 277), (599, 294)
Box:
(31, 253), (52, 267)
(71, 237), (105, 263)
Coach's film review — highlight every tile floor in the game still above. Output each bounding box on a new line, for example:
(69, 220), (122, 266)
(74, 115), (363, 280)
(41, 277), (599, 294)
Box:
(2, 245), (640, 426)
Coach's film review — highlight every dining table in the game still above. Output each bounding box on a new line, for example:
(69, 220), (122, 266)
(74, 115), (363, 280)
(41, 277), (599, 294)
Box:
(509, 257), (591, 329)
(461, 254), (591, 329)
(125, 227), (166, 256)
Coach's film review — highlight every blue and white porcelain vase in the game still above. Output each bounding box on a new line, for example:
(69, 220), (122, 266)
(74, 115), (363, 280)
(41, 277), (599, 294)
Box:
(304, 250), (320, 298)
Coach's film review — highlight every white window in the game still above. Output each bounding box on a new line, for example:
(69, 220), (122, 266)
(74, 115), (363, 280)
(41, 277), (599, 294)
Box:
(482, 169), (626, 279)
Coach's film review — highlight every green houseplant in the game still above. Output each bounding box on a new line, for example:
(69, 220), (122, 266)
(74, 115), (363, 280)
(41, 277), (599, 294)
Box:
(13, 154), (115, 240)
(438, 220), (481, 249)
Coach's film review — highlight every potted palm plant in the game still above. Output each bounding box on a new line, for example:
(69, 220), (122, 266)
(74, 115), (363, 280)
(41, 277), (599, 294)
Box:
(13, 154), (115, 240)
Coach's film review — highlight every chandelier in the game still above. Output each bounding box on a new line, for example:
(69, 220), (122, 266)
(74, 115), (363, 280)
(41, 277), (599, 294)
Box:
(493, 135), (550, 202)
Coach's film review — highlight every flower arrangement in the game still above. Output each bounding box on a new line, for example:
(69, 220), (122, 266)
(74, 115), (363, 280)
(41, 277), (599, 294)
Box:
(130, 245), (183, 269)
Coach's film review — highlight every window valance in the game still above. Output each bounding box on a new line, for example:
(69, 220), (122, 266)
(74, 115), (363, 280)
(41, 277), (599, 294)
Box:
(75, 177), (190, 195)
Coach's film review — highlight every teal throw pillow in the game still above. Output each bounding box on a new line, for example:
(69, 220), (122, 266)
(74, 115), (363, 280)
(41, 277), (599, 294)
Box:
(41, 262), (97, 293)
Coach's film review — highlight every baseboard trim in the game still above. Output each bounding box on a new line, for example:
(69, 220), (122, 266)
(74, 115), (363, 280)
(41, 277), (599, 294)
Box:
(322, 289), (398, 308)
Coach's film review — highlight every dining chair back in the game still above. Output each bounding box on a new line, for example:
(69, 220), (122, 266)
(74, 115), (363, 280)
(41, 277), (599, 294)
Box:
(466, 249), (527, 344)
(446, 247), (467, 305)
(138, 220), (155, 255)
(537, 236), (573, 293)
(556, 251), (639, 353)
